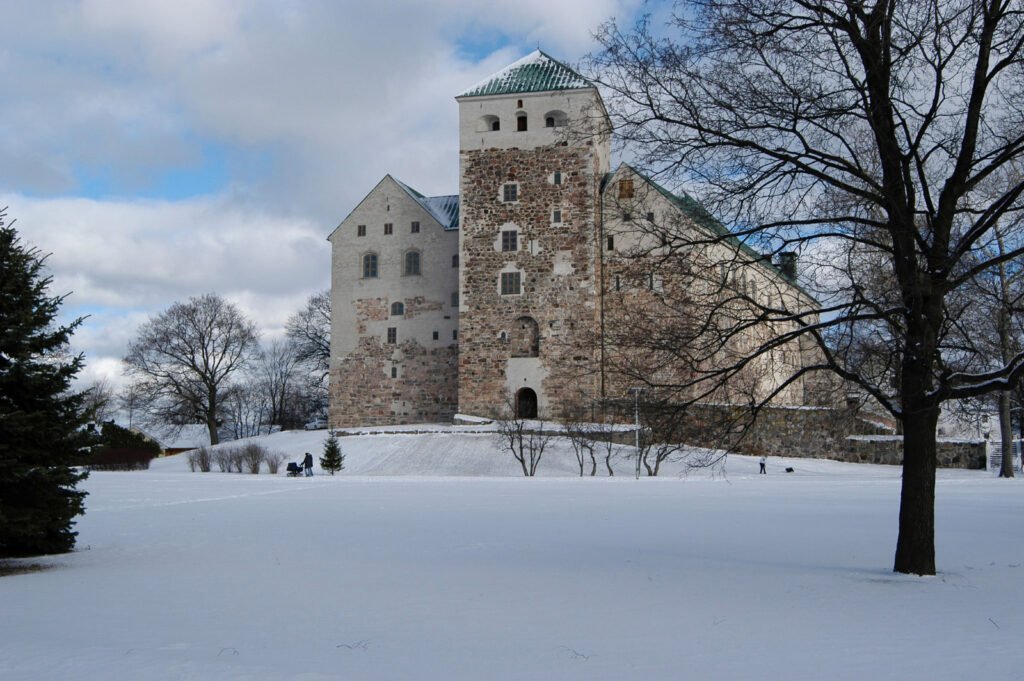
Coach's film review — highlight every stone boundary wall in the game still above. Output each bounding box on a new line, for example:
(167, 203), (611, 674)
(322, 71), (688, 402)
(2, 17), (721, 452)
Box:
(673, 404), (984, 469)
(844, 435), (986, 469)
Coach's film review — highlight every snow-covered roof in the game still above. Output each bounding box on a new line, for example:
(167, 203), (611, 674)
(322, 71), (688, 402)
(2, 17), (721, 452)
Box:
(140, 424), (212, 451)
(393, 178), (459, 231)
(457, 50), (593, 99)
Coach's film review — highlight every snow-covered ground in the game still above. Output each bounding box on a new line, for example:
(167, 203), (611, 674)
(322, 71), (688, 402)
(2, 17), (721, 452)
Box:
(2, 427), (1022, 680)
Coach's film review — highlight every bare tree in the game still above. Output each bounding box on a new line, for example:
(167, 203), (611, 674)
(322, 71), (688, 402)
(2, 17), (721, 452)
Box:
(590, 0), (1024, 575)
(117, 381), (148, 429)
(494, 396), (553, 477)
(124, 293), (260, 446)
(287, 290), (330, 381)
(81, 377), (115, 423)
(256, 339), (307, 430)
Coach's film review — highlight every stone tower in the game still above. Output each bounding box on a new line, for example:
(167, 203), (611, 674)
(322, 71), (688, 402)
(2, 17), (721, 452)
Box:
(454, 51), (611, 419)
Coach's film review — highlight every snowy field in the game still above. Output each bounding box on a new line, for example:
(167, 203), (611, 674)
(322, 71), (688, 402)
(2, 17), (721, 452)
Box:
(2, 427), (1022, 680)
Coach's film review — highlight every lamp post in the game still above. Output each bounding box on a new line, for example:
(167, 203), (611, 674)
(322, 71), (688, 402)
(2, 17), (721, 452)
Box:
(628, 387), (645, 479)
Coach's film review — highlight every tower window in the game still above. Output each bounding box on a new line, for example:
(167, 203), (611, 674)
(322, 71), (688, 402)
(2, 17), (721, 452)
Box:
(391, 366), (398, 378)
(501, 230), (518, 252)
(503, 183), (518, 202)
(545, 116), (555, 128)
(492, 120), (500, 131)
(553, 171), (562, 185)
(552, 209), (562, 224)
(404, 250), (421, 276)
(411, 221), (420, 233)
(451, 291), (459, 307)
(362, 253), (378, 278)
(386, 327), (397, 344)
(606, 236), (615, 251)
(453, 329), (458, 341)
(623, 212), (632, 222)
(647, 212), (655, 222)
(517, 115), (528, 132)
(619, 179), (634, 199)
(517, 99), (523, 108)
(500, 272), (522, 295)
(357, 224), (366, 237)
(391, 302), (405, 316)
(432, 331), (439, 341)
(452, 254), (459, 268)
(384, 223), (393, 235)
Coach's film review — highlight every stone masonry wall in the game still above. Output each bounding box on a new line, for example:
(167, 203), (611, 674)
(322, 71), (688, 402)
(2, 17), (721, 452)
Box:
(458, 142), (602, 419)
(669, 403), (983, 468)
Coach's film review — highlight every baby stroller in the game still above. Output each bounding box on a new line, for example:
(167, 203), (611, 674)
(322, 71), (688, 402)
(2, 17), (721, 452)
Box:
(286, 461), (303, 477)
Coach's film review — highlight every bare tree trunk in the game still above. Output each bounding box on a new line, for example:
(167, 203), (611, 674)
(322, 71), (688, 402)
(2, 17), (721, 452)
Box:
(999, 391), (1015, 478)
(894, 405), (938, 575)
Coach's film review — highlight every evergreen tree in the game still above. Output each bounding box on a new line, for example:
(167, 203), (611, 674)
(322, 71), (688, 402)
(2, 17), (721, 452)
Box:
(0, 214), (89, 557)
(319, 431), (343, 475)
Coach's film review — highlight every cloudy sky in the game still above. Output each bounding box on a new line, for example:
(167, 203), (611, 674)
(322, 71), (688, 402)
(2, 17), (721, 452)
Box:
(1, 0), (654, 387)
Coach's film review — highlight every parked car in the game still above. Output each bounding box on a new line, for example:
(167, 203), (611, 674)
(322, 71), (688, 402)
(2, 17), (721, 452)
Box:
(304, 417), (328, 431)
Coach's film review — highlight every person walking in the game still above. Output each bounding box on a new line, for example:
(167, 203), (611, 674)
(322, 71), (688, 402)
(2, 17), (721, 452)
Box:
(759, 455), (767, 474)
(302, 451), (314, 477)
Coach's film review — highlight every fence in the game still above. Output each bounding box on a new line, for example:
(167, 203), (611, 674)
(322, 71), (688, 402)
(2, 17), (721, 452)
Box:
(986, 439), (1023, 474)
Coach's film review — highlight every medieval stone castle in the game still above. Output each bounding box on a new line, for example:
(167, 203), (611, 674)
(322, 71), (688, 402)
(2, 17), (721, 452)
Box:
(328, 51), (816, 427)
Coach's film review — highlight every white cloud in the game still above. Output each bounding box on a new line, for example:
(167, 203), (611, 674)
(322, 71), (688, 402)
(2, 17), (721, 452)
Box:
(1, 0), (646, 384)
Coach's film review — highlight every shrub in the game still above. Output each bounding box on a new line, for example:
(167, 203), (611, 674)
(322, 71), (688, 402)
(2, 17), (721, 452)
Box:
(263, 451), (285, 474)
(187, 446), (212, 472)
(241, 443), (266, 474)
(86, 448), (155, 471)
(228, 447), (244, 473)
(213, 448), (231, 472)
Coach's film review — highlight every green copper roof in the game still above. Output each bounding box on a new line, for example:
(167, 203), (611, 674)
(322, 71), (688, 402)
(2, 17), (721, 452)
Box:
(457, 49), (593, 98)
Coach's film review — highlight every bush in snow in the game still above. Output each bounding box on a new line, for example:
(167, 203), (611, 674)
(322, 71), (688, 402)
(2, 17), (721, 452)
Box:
(187, 447), (212, 473)
(213, 449), (231, 472)
(263, 451), (285, 474)
(241, 443), (266, 474)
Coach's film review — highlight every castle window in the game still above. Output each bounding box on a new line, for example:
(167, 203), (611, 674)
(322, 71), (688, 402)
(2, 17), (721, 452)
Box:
(384, 223), (393, 235)
(619, 179), (634, 199)
(452, 254), (459, 268)
(500, 272), (521, 295)
(362, 253), (378, 278)
(615, 275), (621, 291)
(453, 329), (458, 341)
(391, 302), (404, 316)
(517, 99), (523, 108)
(552, 209), (562, 224)
(386, 327), (397, 344)
(451, 291), (459, 307)
(606, 236), (615, 251)
(357, 224), (366, 237)
(503, 183), (518, 202)
(501, 230), (518, 252)
(517, 114), (528, 132)
(404, 250), (421, 276)
(478, 114), (500, 132)
(553, 171), (562, 185)
(544, 110), (568, 127)
(433, 331), (439, 341)
(623, 212), (632, 222)
(392, 366), (399, 378)
(411, 221), (420, 233)
(647, 212), (655, 222)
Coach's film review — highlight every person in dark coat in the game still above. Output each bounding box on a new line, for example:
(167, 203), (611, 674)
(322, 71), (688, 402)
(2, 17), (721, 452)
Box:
(302, 451), (314, 477)
(759, 455), (767, 474)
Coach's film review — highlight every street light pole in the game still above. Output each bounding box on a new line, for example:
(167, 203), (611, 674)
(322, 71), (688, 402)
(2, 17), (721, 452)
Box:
(628, 387), (644, 479)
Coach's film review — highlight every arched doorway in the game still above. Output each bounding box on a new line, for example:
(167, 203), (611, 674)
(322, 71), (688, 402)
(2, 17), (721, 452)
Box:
(516, 388), (538, 419)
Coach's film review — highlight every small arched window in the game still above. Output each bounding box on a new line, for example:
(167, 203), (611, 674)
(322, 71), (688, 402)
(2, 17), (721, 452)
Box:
(516, 113), (528, 131)
(543, 110), (568, 128)
(391, 302), (405, 316)
(478, 115), (500, 132)
(404, 250), (421, 276)
(362, 253), (378, 278)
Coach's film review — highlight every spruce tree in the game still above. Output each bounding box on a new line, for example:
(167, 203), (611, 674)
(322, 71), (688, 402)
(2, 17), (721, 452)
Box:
(320, 431), (344, 475)
(0, 214), (89, 557)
